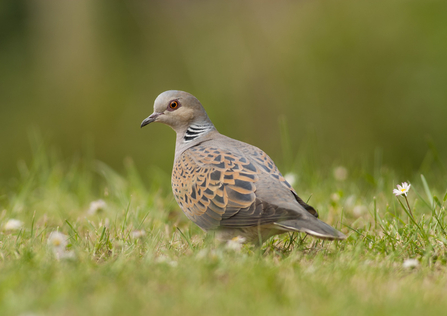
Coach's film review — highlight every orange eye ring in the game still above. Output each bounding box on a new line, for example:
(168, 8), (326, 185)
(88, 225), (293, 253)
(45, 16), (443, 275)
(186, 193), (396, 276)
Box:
(169, 100), (179, 109)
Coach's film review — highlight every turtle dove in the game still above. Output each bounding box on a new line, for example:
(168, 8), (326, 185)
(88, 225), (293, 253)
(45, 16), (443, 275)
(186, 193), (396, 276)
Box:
(141, 90), (346, 244)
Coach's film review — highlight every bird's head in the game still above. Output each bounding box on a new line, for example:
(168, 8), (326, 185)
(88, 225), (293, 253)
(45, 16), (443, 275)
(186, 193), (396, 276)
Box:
(141, 90), (212, 133)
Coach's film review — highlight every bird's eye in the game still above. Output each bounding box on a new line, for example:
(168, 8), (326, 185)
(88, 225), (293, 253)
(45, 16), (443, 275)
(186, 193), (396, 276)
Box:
(169, 101), (179, 110)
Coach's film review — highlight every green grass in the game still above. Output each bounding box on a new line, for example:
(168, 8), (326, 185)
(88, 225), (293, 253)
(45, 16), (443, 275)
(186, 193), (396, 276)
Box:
(1, 143), (447, 316)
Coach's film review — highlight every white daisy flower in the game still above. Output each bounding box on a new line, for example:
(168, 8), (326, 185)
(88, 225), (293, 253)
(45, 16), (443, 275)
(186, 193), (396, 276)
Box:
(403, 258), (419, 269)
(331, 192), (341, 202)
(333, 166), (348, 181)
(353, 205), (367, 217)
(284, 173), (297, 187)
(47, 231), (68, 249)
(225, 236), (246, 252)
(155, 255), (178, 267)
(3, 219), (24, 231)
(48, 231), (75, 260)
(130, 230), (146, 239)
(393, 182), (411, 196)
(87, 199), (107, 215)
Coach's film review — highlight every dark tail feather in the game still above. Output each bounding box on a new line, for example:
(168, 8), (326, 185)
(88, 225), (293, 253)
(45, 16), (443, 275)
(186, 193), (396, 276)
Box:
(291, 191), (319, 218)
(274, 217), (346, 240)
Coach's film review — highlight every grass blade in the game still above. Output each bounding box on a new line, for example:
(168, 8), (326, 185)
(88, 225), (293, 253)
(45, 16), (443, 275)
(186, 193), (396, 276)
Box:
(65, 220), (81, 241)
(421, 174), (434, 208)
(176, 227), (193, 250)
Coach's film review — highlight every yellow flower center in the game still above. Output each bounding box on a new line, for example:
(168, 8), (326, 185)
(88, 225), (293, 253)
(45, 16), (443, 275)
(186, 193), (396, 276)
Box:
(401, 189), (406, 192)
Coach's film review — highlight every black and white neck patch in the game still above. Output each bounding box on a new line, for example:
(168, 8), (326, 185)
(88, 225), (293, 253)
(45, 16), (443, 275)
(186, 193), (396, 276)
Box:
(184, 124), (212, 143)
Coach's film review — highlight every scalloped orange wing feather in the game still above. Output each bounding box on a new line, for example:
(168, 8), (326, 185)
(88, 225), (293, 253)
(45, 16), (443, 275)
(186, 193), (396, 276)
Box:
(172, 145), (317, 231)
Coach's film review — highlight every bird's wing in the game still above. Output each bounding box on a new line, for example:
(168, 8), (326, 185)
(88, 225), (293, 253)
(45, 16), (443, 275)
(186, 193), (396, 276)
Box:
(172, 144), (311, 230)
(240, 145), (319, 218)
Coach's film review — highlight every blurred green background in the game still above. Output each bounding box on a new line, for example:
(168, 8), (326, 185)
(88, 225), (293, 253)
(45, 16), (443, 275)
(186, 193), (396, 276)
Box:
(1, 0), (447, 179)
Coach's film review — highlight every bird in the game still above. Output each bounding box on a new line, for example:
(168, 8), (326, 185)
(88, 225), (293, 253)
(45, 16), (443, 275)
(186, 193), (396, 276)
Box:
(141, 90), (346, 244)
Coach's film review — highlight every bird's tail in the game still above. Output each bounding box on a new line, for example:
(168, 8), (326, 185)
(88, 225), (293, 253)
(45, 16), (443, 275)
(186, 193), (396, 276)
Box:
(274, 217), (346, 240)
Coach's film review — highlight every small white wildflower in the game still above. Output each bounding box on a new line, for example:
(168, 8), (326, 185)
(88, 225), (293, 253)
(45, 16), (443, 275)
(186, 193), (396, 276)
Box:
(155, 255), (169, 263)
(345, 195), (356, 208)
(87, 199), (107, 215)
(48, 231), (68, 249)
(130, 230), (146, 239)
(331, 193), (340, 202)
(403, 258), (419, 269)
(225, 236), (246, 252)
(284, 173), (297, 187)
(48, 231), (75, 260)
(195, 249), (209, 260)
(393, 182), (411, 196)
(353, 205), (367, 217)
(3, 219), (24, 231)
(333, 166), (348, 181)
(155, 255), (178, 267)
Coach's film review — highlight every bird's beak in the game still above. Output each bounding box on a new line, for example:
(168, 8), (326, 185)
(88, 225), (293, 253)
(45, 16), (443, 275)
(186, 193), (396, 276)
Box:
(140, 112), (162, 128)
